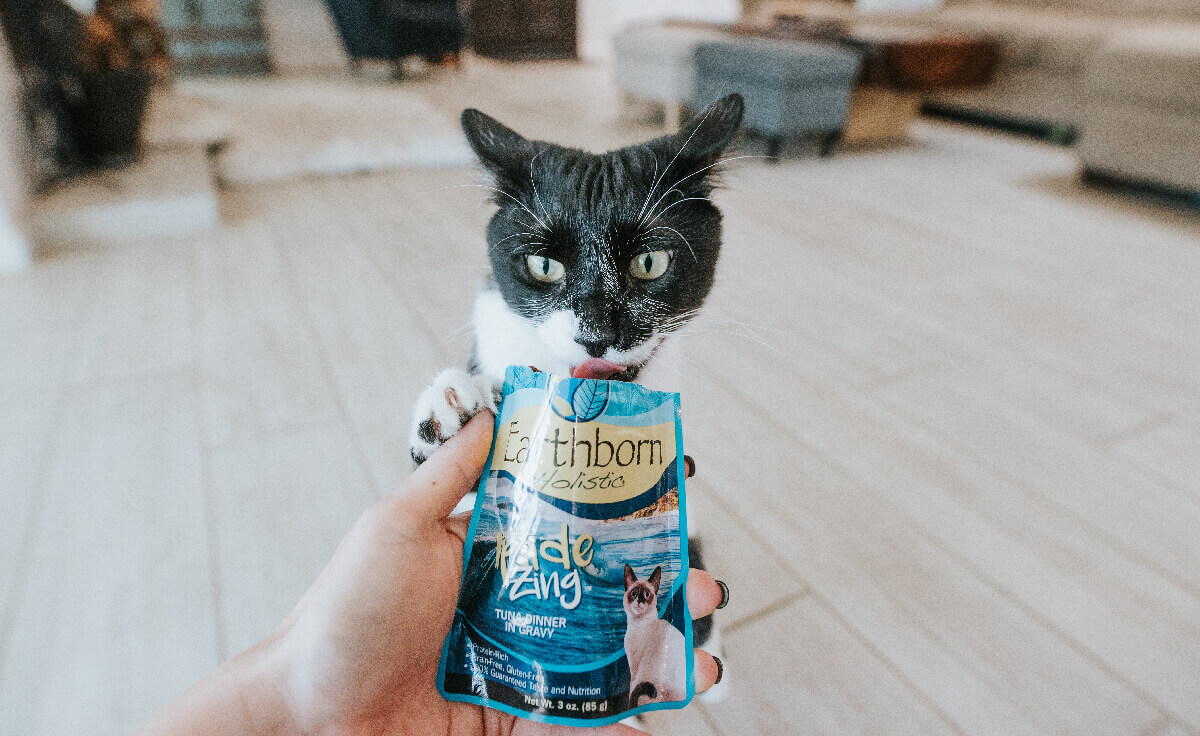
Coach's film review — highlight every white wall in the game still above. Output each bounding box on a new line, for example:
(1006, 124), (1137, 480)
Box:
(856, 0), (942, 12)
(258, 0), (350, 74)
(578, 0), (742, 60)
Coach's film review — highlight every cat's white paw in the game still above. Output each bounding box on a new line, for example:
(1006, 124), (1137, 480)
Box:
(410, 368), (500, 464)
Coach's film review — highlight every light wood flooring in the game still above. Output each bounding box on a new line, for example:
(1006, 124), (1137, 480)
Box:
(3, 60), (1199, 736)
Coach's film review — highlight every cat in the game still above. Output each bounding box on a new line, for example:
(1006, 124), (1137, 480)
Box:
(409, 93), (744, 697)
(623, 564), (686, 707)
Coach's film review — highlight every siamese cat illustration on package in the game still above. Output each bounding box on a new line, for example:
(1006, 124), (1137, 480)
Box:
(437, 366), (693, 726)
(623, 565), (687, 707)
(414, 93), (745, 704)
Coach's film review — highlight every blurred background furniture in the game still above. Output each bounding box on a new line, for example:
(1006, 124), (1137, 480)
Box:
(161, 0), (270, 76)
(1, 0), (86, 180)
(325, 0), (397, 60)
(469, 0), (575, 60)
(324, 0), (464, 64)
(694, 37), (862, 157)
(2, 0), (165, 172)
(734, 15), (999, 145)
(390, 0), (464, 61)
(612, 23), (728, 129)
(771, 0), (1200, 143)
(578, 0), (740, 60)
(160, 0), (266, 75)
(1078, 26), (1200, 198)
(841, 25), (997, 144)
(615, 15), (997, 146)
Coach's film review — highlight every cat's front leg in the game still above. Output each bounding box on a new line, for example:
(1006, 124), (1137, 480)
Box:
(409, 367), (501, 464)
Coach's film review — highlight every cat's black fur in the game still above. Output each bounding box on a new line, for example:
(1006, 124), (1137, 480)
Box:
(461, 94), (745, 379)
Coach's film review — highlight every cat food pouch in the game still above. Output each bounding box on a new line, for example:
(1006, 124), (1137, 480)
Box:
(438, 365), (693, 726)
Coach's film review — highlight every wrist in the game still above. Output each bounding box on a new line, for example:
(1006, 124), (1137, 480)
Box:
(136, 628), (298, 736)
(225, 632), (298, 736)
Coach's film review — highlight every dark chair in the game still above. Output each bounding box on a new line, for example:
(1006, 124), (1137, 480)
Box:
(388, 0), (464, 60)
(324, 0), (464, 63)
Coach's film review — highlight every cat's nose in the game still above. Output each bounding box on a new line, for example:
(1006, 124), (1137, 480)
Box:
(577, 337), (609, 358)
(575, 306), (618, 357)
(575, 324), (616, 358)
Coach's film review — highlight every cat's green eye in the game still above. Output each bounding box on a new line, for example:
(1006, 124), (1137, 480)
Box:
(629, 250), (671, 280)
(526, 255), (566, 283)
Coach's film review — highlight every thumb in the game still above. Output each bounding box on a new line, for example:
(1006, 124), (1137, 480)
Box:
(397, 410), (495, 522)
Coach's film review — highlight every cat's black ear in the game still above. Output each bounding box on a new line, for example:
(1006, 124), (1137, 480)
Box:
(624, 564), (637, 590)
(646, 94), (743, 196)
(672, 93), (744, 164)
(461, 108), (534, 186)
(647, 566), (662, 593)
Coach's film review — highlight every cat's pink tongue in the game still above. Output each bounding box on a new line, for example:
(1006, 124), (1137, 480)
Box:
(570, 358), (627, 380)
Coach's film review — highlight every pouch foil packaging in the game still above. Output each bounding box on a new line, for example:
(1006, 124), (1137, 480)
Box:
(437, 365), (693, 726)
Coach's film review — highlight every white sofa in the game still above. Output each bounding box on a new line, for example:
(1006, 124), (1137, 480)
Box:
(779, 0), (1200, 192)
(792, 0), (1200, 132)
(1079, 25), (1200, 194)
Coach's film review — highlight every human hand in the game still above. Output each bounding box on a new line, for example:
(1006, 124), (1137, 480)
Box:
(139, 411), (726, 736)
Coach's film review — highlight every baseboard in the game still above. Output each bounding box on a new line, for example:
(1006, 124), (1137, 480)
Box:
(1080, 167), (1200, 210)
(921, 103), (1078, 146)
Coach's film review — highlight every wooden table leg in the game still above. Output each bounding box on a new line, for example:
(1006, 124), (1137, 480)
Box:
(843, 86), (922, 146)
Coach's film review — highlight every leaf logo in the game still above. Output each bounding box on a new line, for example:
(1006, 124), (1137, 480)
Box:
(570, 379), (609, 422)
(550, 394), (575, 419)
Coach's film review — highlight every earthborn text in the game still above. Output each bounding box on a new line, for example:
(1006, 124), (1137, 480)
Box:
(502, 421), (665, 469)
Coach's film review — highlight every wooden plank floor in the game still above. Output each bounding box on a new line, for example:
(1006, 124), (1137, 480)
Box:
(2, 60), (1199, 736)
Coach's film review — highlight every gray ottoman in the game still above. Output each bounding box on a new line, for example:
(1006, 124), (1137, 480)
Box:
(693, 38), (863, 157)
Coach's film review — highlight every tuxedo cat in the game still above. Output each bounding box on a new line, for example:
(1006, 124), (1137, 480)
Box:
(623, 565), (686, 707)
(409, 93), (744, 697)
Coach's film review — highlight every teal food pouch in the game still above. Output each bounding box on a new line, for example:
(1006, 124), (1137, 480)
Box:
(437, 365), (693, 726)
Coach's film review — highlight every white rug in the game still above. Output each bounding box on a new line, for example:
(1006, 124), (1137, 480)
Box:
(158, 78), (474, 186)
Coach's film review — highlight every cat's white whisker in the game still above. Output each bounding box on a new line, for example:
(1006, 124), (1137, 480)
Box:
(642, 225), (697, 262)
(681, 310), (791, 336)
(666, 325), (784, 355)
(634, 156), (660, 224)
(643, 195), (716, 229)
(638, 186), (683, 228)
(641, 154), (772, 227)
(436, 321), (476, 349)
(489, 230), (540, 252)
(452, 182), (550, 230)
(530, 149), (551, 222)
(636, 104), (721, 223)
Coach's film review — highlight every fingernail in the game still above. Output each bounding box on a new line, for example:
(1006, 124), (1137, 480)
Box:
(712, 655), (723, 685)
(684, 455), (696, 478)
(715, 580), (729, 609)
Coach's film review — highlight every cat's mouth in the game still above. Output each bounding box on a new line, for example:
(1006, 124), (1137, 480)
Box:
(570, 358), (629, 381)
